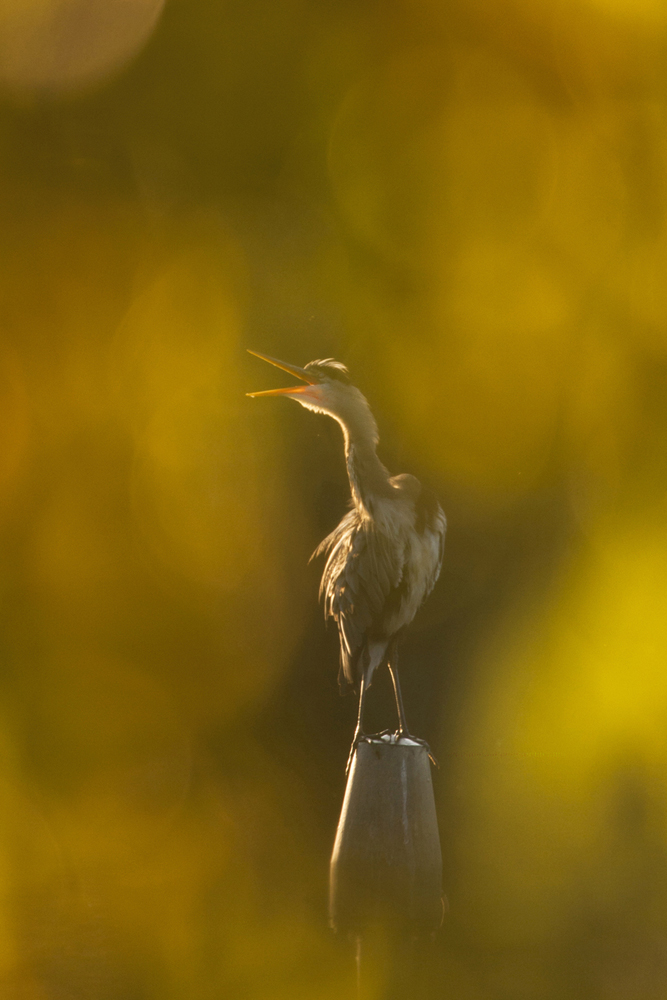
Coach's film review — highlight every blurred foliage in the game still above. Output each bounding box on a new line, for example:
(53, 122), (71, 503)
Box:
(0, 0), (667, 997)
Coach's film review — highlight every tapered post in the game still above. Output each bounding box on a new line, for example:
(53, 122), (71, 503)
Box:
(330, 737), (443, 936)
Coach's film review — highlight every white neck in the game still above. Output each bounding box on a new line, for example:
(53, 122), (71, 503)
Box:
(333, 399), (392, 512)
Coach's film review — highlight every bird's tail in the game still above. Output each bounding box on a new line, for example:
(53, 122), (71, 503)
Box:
(339, 639), (389, 695)
(364, 640), (389, 688)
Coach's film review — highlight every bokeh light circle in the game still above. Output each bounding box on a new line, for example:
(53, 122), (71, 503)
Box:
(0, 0), (165, 93)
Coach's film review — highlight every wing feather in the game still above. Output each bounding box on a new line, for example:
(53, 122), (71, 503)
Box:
(313, 510), (405, 688)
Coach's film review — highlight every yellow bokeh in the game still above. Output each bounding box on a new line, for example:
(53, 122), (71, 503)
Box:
(0, 0), (165, 92)
(587, 0), (667, 24)
(0, 0), (667, 996)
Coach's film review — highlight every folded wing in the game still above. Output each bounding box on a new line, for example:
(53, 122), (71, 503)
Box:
(314, 510), (406, 689)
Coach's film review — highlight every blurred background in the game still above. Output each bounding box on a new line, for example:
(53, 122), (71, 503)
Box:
(1, 0), (667, 997)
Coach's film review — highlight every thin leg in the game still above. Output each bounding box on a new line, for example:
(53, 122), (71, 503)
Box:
(387, 645), (409, 736)
(345, 674), (367, 774)
(387, 645), (438, 766)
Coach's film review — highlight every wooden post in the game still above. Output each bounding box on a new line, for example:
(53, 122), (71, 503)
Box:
(329, 736), (443, 937)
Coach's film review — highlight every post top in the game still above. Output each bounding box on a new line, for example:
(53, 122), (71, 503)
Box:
(359, 733), (426, 747)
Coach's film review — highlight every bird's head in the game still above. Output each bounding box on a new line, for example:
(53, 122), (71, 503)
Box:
(247, 350), (377, 442)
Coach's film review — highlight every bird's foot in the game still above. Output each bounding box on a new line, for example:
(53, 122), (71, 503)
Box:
(345, 730), (389, 773)
(346, 731), (438, 772)
(395, 730), (439, 768)
(345, 730), (365, 775)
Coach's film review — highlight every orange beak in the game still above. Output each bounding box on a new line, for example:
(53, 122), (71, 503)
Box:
(246, 349), (319, 397)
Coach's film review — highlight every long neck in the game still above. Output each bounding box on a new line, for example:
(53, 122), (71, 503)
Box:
(338, 409), (391, 513)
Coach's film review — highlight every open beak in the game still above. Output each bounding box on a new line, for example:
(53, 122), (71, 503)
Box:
(246, 349), (318, 397)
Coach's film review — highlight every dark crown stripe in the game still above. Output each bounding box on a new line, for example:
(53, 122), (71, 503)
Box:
(304, 358), (351, 383)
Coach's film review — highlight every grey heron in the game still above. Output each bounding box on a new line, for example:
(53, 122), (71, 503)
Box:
(247, 350), (446, 765)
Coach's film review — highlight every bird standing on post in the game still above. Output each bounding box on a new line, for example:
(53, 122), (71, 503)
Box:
(247, 350), (446, 767)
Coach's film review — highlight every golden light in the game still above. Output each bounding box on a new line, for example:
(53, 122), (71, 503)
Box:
(587, 0), (667, 24)
(0, 0), (165, 93)
(0, 0), (666, 995)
